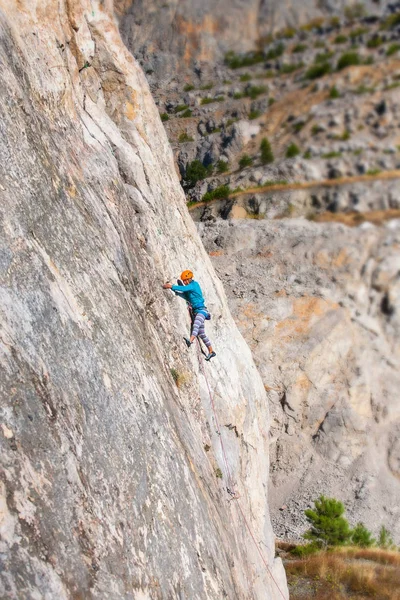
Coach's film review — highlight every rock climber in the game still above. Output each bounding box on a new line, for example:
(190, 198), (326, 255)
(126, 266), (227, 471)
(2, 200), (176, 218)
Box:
(163, 270), (216, 361)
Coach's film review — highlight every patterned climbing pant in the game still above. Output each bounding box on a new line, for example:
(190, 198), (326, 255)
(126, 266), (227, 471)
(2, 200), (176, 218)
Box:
(192, 312), (212, 348)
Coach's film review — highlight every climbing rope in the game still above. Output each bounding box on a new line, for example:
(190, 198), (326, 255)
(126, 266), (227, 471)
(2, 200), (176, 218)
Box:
(196, 341), (288, 600)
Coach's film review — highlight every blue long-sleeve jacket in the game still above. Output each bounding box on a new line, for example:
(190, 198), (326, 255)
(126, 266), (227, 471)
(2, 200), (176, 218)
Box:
(171, 280), (206, 311)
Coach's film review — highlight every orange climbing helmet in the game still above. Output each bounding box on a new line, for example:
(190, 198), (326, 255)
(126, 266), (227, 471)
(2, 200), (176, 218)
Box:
(180, 269), (193, 281)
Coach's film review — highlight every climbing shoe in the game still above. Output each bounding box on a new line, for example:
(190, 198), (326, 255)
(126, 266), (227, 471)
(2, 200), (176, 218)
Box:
(205, 351), (216, 361)
(183, 337), (192, 348)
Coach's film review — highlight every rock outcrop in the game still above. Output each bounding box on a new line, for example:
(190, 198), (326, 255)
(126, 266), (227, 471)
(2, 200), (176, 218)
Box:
(0, 2), (287, 598)
(200, 217), (400, 542)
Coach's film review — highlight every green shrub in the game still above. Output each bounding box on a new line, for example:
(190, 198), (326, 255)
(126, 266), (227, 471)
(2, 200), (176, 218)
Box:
(224, 50), (265, 69)
(280, 62), (304, 74)
(314, 40), (326, 49)
(304, 496), (352, 547)
(179, 108), (192, 118)
(202, 185), (231, 202)
(239, 154), (253, 168)
(337, 51), (361, 70)
(216, 159), (229, 173)
(367, 36), (383, 49)
(363, 56), (374, 65)
(215, 468), (223, 479)
(199, 83), (213, 90)
(351, 523), (375, 548)
(387, 43), (400, 56)
(334, 130), (351, 141)
(226, 118), (238, 127)
(268, 97), (275, 106)
(291, 542), (320, 557)
(312, 124), (324, 135)
(265, 42), (285, 60)
(183, 84), (195, 92)
(350, 27), (368, 41)
(240, 73), (252, 82)
(277, 27), (297, 39)
(367, 168), (381, 176)
(249, 110), (261, 120)
(160, 113), (169, 122)
(201, 97), (217, 105)
(334, 34), (348, 44)
(355, 84), (375, 95)
(233, 92), (244, 100)
(292, 43), (307, 53)
(185, 160), (209, 187)
(178, 132), (194, 143)
(382, 13), (400, 30)
(293, 121), (305, 133)
(301, 18), (325, 32)
(245, 85), (268, 99)
(322, 151), (342, 159)
(304, 150), (312, 159)
(286, 143), (300, 158)
(223, 79), (232, 84)
(306, 62), (331, 79)
(329, 85), (341, 99)
(345, 3), (366, 21)
(175, 104), (188, 113)
(330, 16), (340, 28)
(315, 51), (334, 63)
(260, 137), (274, 164)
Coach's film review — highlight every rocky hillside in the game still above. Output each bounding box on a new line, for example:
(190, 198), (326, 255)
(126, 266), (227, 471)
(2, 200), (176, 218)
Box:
(0, 2), (287, 598)
(146, 4), (400, 220)
(116, 1), (391, 84)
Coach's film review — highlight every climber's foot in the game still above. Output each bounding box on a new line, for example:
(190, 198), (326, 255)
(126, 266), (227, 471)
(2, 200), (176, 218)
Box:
(205, 351), (216, 361)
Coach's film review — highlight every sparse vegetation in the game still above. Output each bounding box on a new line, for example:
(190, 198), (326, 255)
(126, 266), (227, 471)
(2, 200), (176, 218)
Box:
(215, 468), (223, 479)
(200, 96), (224, 105)
(351, 522), (375, 548)
(305, 62), (331, 79)
(315, 50), (334, 63)
(280, 62), (304, 74)
(240, 73), (252, 82)
(239, 154), (253, 169)
(322, 151), (342, 159)
(337, 51), (361, 70)
(170, 368), (188, 388)
(286, 143), (301, 158)
(260, 137), (274, 164)
(216, 159), (229, 173)
(248, 109), (261, 120)
(184, 160), (211, 187)
(160, 113), (169, 122)
(175, 104), (189, 113)
(265, 42), (285, 60)
(312, 124), (324, 135)
(224, 50), (265, 69)
(293, 121), (305, 133)
(245, 84), (267, 99)
(382, 13), (400, 30)
(179, 108), (192, 118)
(329, 85), (341, 99)
(334, 34), (348, 44)
(387, 43), (400, 56)
(202, 185), (231, 202)
(178, 132), (194, 143)
(334, 130), (351, 141)
(292, 43), (307, 54)
(199, 82), (213, 90)
(183, 84), (195, 92)
(345, 3), (366, 21)
(367, 36), (384, 49)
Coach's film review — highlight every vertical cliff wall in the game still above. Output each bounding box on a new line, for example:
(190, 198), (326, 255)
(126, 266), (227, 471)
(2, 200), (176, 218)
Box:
(0, 2), (287, 598)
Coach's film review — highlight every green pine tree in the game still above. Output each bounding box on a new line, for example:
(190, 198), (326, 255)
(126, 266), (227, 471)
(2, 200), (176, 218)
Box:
(304, 496), (352, 547)
(351, 523), (375, 548)
(260, 137), (274, 165)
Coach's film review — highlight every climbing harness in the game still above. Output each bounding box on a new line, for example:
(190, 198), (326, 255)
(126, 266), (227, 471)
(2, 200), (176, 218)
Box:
(196, 340), (287, 600)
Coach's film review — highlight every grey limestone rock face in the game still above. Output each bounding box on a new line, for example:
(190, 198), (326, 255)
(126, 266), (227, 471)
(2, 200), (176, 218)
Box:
(0, 2), (288, 599)
(200, 217), (400, 543)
